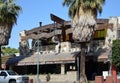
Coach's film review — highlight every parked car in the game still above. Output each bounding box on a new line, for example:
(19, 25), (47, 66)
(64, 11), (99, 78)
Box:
(0, 70), (29, 83)
(117, 72), (120, 79)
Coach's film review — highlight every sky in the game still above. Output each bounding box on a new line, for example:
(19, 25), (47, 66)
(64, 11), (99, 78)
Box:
(7, 0), (120, 49)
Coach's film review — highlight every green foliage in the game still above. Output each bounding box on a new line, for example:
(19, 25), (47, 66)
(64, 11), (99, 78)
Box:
(0, 0), (22, 45)
(1, 46), (19, 55)
(87, 81), (91, 83)
(62, 0), (105, 18)
(112, 39), (120, 70)
(0, 0), (22, 26)
(73, 81), (76, 83)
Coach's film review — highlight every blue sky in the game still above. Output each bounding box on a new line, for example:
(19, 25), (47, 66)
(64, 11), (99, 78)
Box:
(7, 0), (120, 49)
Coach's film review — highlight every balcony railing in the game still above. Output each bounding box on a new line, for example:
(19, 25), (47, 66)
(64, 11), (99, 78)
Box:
(40, 42), (81, 54)
(32, 41), (105, 55)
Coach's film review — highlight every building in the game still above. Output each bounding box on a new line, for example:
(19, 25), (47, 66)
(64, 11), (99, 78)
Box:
(6, 15), (120, 82)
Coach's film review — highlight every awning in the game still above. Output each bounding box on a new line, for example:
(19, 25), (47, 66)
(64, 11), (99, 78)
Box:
(6, 52), (78, 66)
(94, 47), (111, 62)
(98, 54), (108, 62)
(6, 47), (111, 66)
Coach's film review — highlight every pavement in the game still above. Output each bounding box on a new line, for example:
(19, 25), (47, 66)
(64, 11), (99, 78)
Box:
(34, 81), (95, 83)
(34, 81), (75, 83)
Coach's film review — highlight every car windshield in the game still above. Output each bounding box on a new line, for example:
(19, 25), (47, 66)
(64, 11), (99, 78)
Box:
(7, 71), (18, 75)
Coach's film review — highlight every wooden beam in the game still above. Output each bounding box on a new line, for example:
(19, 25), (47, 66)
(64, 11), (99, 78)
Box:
(50, 14), (65, 25)
(26, 33), (48, 39)
(25, 24), (54, 35)
(24, 29), (62, 40)
(26, 23), (62, 35)
(96, 23), (113, 30)
(66, 23), (113, 34)
(25, 19), (112, 38)
(96, 19), (108, 24)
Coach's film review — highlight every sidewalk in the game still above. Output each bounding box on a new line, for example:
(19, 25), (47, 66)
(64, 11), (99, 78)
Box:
(39, 81), (95, 83)
(40, 81), (73, 83)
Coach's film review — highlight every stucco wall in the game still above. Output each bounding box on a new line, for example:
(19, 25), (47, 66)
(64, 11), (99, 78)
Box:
(105, 17), (120, 48)
(28, 71), (76, 82)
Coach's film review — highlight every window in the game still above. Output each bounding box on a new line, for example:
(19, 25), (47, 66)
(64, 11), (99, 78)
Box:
(0, 72), (7, 76)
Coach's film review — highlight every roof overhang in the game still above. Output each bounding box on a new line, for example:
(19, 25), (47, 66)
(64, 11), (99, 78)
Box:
(6, 52), (77, 66)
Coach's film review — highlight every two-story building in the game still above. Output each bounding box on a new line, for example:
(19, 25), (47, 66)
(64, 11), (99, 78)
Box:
(6, 15), (120, 82)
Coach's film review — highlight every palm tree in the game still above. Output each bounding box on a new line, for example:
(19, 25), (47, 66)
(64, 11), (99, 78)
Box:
(63, 0), (105, 83)
(0, 0), (22, 69)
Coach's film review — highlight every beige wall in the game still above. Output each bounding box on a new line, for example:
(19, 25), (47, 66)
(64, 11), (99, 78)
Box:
(28, 71), (76, 82)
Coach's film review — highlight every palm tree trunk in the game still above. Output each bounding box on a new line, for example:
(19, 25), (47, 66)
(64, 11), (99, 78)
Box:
(80, 42), (87, 83)
(77, 56), (80, 83)
(0, 45), (1, 69)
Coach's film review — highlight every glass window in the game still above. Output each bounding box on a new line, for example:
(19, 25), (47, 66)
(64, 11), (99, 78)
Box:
(0, 72), (7, 76)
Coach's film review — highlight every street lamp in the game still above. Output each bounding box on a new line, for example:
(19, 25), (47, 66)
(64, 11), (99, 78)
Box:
(34, 39), (42, 83)
(76, 56), (80, 83)
(36, 22), (42, 83)
(37, 39), (41, 83)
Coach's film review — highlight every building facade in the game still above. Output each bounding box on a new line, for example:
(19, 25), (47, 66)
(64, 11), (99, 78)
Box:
(6, 15), (120, 82)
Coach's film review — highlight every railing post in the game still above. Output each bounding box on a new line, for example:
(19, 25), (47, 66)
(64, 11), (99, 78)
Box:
(29, 79), (33, 83)
(106, 76), (114, 83)
(95, 76), (104, 83)
(117, 79), (120, 83)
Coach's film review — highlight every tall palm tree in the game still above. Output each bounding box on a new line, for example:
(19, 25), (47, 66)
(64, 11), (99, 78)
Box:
(63, 0), (105, 83)
(0, 0), (22, 69)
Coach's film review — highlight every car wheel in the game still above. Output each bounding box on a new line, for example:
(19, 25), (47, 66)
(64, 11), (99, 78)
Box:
(9, 80), (16, 83)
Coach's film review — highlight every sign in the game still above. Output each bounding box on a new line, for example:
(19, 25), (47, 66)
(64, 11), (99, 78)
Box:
(103, 71), (108, 79)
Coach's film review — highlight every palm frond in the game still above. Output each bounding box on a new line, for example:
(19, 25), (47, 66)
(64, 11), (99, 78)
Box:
(62, 0), (73, 6)
(0, 0), (22, 45)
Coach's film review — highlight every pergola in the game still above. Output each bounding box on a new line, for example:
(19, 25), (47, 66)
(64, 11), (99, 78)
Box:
(20, 14), (113, 41)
